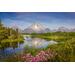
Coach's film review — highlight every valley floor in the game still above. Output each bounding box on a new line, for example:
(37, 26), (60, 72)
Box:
(0, 32), (75, 62)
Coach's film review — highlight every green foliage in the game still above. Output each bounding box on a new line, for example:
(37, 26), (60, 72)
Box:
(46, 38), (75, 61)
(24, 45), (42, 56)
(0, 20), (24, 49)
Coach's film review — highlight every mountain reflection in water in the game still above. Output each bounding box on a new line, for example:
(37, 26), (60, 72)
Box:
(24, 38), (57, 48)
(0, 37), (57, 60)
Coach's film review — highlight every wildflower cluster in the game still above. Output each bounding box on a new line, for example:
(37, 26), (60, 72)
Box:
(20, 49), (57, 62)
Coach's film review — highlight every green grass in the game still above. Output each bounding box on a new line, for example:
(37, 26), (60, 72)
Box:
(46, 38), (75, 61)
(24, 45), (43, 56)
(31, 32), (74, 42)
(1, 38), (24, 43)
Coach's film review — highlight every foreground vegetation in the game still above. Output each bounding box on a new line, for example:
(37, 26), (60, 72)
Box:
(5, 32), (75, 62)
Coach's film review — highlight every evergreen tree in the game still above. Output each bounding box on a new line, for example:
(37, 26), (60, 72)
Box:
(0, 19), (3, 27)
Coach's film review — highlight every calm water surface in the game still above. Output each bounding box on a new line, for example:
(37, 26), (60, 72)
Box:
(0, 36), (57, 61)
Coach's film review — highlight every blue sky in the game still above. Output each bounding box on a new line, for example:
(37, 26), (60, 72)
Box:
(0, 12), (75, 30)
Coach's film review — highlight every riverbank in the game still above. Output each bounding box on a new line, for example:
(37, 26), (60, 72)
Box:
(31, 32), (75, 42)
(1, 38), (24, 43)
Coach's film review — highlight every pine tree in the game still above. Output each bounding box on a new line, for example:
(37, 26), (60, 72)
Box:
(0, 19), (3, 27)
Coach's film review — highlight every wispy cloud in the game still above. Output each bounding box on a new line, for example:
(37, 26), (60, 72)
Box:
(0, 12), (75, 30)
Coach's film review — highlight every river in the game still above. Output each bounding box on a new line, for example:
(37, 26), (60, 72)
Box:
(0, 35), (57, 61)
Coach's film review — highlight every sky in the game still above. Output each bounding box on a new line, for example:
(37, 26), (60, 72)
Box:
(0, 12), (75, 30)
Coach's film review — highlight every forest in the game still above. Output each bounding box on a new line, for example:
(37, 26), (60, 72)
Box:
(0, 20), (23, 49)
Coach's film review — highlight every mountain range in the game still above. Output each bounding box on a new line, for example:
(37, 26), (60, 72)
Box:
(13, 23), (75, 33)
(23, 23), (50, 33)
(55, 27), (75, 32)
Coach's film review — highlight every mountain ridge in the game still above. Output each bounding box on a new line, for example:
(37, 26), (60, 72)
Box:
(15, 23), (75, 33)
(23, 23), (50, 33)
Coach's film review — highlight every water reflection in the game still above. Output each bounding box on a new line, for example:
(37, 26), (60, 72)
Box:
(0, 37), (58, 53)
(24, 38), (57, 48)
(0, 37), (57, 61)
